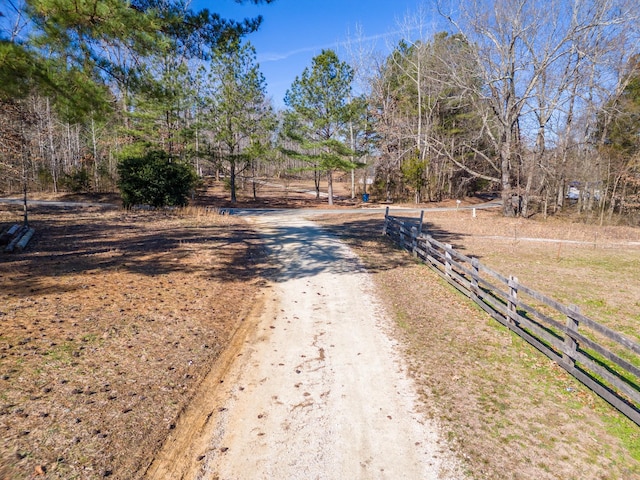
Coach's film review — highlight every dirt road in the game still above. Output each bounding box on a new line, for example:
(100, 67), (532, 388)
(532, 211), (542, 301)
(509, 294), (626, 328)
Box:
(145, 213), (460, 480)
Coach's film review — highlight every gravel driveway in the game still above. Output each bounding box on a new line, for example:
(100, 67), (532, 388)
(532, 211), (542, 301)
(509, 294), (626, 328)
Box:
(145, 213), (460, 480)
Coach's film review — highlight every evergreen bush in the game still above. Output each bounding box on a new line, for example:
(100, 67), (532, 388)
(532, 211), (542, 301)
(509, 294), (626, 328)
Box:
(117, 150), (198, 208)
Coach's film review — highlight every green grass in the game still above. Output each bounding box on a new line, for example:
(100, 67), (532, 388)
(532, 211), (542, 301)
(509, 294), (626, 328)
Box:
(584, 297), (612, 311)
(559, 255), (628, 273)
(80, 333), (98, 343)
(603, 413), (640, 462)
(44, 342), (75, 364)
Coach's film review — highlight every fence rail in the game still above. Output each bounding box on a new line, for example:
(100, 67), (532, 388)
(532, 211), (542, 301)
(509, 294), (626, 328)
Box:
(383, 208), (640, 426)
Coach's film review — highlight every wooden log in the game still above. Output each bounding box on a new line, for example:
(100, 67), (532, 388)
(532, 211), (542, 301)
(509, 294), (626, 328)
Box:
(0, 224), (20, 246)
(506, 292), (639, 378)
(16, 228), (35, 251)
(515, 282), (640, 355)
(571, 330), (640, 379)
(493, 299), (566, 353)
(574, 350), (640, 405)
(471, 257), (480, 294)
(512, 298), (567, 334)
(508, 276), (519, 327)
(475, 275), (510, 305)
(425, 254), (445, 274)
(382, 206), (390, 234)
(411, 226), (418, 258)
(4, 226), (27, 253)
(478, 261), (511, 286)
(423, 235), (475, 264)
(562, 305), (580, 366)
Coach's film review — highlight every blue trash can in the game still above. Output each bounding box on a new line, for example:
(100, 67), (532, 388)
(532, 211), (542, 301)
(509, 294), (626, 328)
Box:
(362, 193), (369, 202)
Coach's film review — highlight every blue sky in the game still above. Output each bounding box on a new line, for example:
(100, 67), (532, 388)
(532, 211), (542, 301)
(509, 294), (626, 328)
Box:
(198, 0), (446, 107)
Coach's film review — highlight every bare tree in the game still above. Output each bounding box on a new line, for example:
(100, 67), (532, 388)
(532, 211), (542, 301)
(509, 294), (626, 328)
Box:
(439, 0), (638, 216)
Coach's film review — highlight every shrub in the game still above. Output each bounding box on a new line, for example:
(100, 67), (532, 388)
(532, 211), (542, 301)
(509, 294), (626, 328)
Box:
(60, 168), (91, 193)
(117, 150), (198, 208)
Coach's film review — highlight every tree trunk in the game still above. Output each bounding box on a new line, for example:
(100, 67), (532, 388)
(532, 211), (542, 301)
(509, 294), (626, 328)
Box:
(46, 98), (58, 193)
(91, 117), (99, 191)
(327, 170), (334, 206)
(500, 140), (515, 217)
(230, 159), (237, 203)
(521, 172), (532, 218)
(252, 162), (257, 201)
(349, 113), (356, 199)
(351, 169), (355, 199)
(556, 177), (565, 211)
(314, 166), (320, 199)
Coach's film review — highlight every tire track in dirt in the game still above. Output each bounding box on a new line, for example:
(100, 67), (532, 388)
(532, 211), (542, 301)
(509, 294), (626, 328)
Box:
(145, 213), (460, 480)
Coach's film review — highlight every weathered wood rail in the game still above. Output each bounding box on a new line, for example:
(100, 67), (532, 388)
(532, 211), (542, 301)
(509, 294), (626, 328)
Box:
(383, 208), (640, 426)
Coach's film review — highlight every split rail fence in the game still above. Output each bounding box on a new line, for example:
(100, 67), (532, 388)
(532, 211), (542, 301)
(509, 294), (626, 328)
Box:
(383, 208), (640, 426)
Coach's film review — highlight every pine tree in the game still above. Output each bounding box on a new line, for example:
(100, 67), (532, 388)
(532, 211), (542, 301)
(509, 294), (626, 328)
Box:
(284, 50), (359, 205)
(1, 0), (274, 117)
(205, 37), (274, 203)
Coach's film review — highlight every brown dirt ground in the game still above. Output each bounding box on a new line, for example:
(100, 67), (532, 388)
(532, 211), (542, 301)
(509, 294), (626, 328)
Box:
(1, 182), (639, 479)
(0, 202), (267, 479)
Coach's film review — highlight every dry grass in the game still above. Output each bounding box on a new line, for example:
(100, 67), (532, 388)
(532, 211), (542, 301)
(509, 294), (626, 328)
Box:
(316, 210), (640, 480)
(418, 210), (640, 340)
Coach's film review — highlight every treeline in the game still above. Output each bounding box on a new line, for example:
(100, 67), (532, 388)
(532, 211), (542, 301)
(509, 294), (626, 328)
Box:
(1, 0), (639, 223)
(0, 0), (281, 202)
(363, 1), (640, 222)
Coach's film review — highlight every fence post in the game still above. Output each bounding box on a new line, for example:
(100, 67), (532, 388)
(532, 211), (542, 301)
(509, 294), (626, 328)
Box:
(445, 244), (452, 278)
(471, 257), (479, 295)
(411, 226), (418, 258)
(563, 305), (580, 368)
(382, 206), (390, 235)
(418, 210), (424, 235)
(508, 276), (519, 326)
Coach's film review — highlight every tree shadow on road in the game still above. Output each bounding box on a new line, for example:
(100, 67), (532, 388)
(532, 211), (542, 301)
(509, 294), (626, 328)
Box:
(222, 214), (464, 284)
(243, 222), (368, 282)
(316, 214), (467, 262)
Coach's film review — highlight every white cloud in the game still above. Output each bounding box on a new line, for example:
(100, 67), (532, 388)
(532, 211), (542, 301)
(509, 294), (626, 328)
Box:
(257, 27), (418, 64)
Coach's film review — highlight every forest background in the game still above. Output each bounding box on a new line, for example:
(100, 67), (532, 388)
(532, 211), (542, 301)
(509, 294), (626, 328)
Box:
(1, 0), (639, 223)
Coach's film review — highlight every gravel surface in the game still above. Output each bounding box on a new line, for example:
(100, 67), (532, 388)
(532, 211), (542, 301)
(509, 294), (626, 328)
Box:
(145, 212), (460, 480)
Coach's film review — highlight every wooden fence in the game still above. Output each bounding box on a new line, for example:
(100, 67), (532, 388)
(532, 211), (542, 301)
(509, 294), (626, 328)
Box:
(383, 208), (640, 427)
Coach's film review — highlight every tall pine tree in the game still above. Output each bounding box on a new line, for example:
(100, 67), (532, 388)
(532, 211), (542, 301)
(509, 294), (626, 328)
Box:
(205, 37), (274, 203)
(284, 49), (359, 205)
